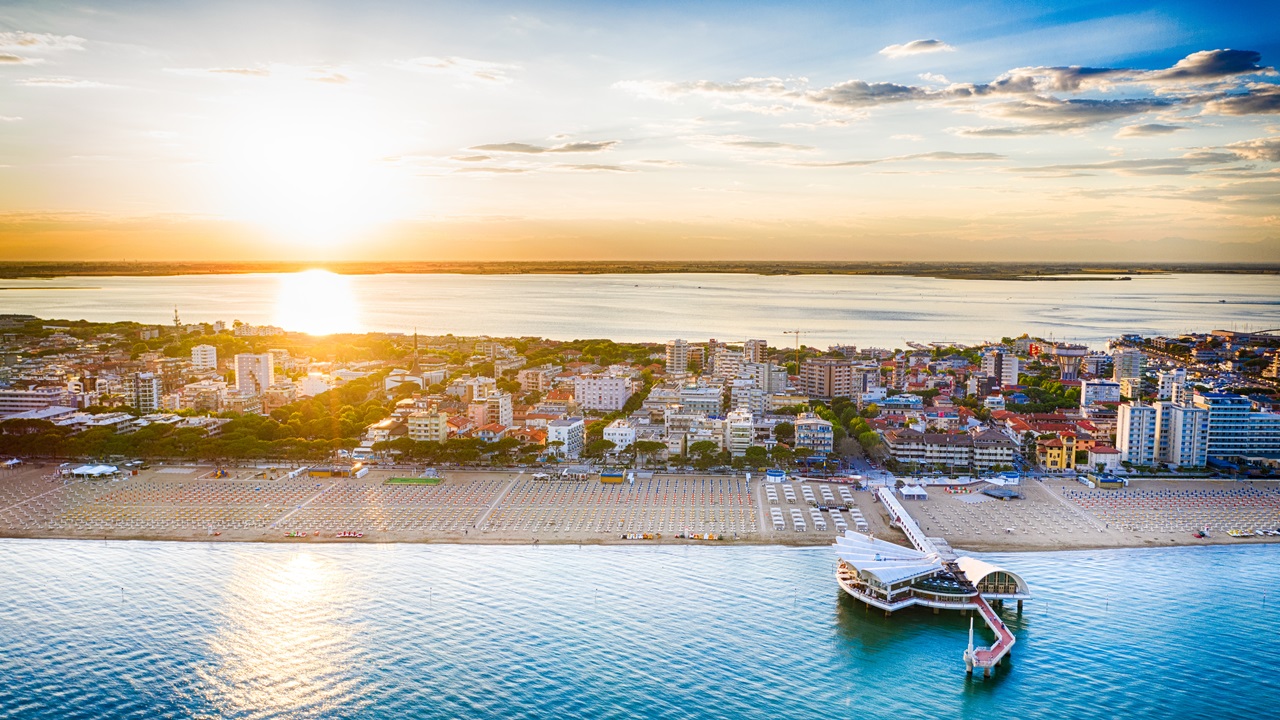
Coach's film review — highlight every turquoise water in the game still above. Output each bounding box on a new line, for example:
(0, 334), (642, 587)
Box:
(1, 540), (1278, 718)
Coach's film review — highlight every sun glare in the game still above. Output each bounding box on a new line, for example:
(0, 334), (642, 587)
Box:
(275, 269), (362, 335)
(209, 80), (409, 248)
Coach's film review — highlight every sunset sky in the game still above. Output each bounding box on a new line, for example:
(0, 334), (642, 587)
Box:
(1, 0), (1278, 262)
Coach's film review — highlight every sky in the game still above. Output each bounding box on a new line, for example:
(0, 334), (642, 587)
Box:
(1, 0), (1278, 263)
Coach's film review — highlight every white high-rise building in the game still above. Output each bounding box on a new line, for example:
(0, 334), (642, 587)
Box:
(234, 353), (274, 396)
(1156, 368), (1187, 401)
(486, 392), (514, 427)
(666, 339), (689, 378)
(981, 350), (1020, 387)
(743, 339), (768, 364)
(128, 372), (163, 414)
(547, 417), (585, 458)
(1193, 392), (1280, 459)
(191, 344), (217, 370)
(1112, 348), (1146, 381)
(1117, 402), (1157, 466)
(725, 409), (755, 457)
(1154, 401), (1209, 468)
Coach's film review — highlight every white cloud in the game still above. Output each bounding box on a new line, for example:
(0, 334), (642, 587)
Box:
(0, 115), (21, 122)
(14, 77), (111, 88)
(879, 39), (955, 58)
(393, 56), (519, 84)
(0, 31), (86, 53)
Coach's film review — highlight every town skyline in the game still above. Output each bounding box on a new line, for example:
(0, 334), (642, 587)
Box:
(1, 0), (1279, 262)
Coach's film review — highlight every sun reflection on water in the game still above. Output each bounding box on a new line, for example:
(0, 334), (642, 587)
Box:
(199, 551), (371, 718)
(274, 270), (362, 335)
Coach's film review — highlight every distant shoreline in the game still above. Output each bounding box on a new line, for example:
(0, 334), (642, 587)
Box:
(1, 261), (1278, 282)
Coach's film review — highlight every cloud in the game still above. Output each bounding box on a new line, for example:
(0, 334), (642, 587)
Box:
(0, 115), (20, 122)
(550, 164), (635, 173)
(1203, 85), (1280, 115)
(1115, 123), (1188, 137)
(0, 31), (85, 52)
(1226, 136), (1280, 162)
(879, 39), (955, 58)
(721, 139), (814, 151)
(1145, 49), (1274, 83)
(210, 67), (271, 77)
(14, 77), (110, 88)
(1014, 150), (1240, 176)
(803, 80), (927, 109)
(309, 69), (349, 84)
(469, 140), (618, 154)
(793, 151), (1006, 168)
(453, 167), (531, 174)
(954, 96), (1174, 135)
(0, 53), (43, 65)
(686, 135), (815, 153)
(451, 155), (492, 162)
(393, 56), (518, 84)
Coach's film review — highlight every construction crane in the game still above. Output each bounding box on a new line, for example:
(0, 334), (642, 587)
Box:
(782, 329), (809, 370)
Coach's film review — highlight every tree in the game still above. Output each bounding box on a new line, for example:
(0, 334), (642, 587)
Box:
(744, 445), (769, 466)
(632, 440), (668, 468)
(583, 438), (617, 459)
(774, 422), (795, 444)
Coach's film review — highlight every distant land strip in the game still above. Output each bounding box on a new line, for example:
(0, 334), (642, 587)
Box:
(1, 261), (1278, 281)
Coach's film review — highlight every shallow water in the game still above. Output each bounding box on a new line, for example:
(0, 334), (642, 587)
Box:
(1, 539), (1277, 719)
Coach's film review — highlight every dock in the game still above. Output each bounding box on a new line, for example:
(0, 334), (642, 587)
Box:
(832, 487), (1029, 677)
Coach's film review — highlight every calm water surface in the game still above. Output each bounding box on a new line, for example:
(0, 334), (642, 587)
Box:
(1, 539), (1278, 719)
(2, 272), (1277, 346)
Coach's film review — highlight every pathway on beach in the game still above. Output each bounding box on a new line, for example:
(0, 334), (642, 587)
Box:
(476, 471), (522, 530)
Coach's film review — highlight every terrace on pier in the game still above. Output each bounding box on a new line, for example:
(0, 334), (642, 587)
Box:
(832, 487), (1030, 676)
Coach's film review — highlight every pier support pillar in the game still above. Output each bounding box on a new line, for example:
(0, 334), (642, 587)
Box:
(1017, 600), (1023, 613)
(884, 610), (892, 618)
(933, 607), (939, 614)
(983, 667), (990, 678)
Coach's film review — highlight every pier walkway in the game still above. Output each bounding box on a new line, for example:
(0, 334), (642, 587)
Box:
(866, 487), (1020, 676)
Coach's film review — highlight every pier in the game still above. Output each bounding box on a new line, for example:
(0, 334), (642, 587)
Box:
(832, 487), (1029, 676)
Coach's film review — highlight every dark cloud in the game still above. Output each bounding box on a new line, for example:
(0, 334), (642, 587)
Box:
(1015, 151), (1239, 176)
(0, 53), (28, 64)
(956, 96), (1174, 135)
(470, 140), (619, 154)
(1203, 85), (1280, 115)
(1146, 49), (1273, 82)
(803, 80), (926, 108)
(1115, 123), (1188, 137)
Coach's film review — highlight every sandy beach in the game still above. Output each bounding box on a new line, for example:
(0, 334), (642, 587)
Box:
(2, 462), (1277, 552)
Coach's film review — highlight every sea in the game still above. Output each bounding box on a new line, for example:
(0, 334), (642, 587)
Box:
(1, 539), (1278, 719)
(2, 271), (1278, 346)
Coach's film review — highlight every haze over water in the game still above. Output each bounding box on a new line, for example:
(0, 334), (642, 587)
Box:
(3, 272), (1277, 346)
(1, 539), (1278, 719)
